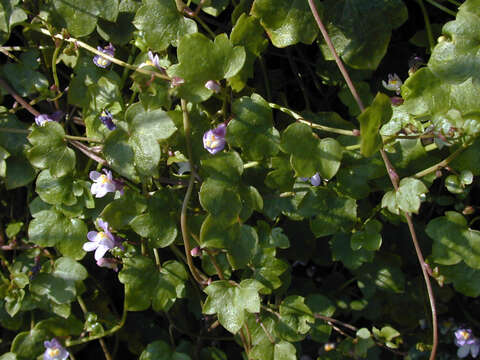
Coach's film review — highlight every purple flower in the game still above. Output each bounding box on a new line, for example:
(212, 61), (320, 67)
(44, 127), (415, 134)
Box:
(170, 76), (185, 88)
(35, 111), (63, 126)
(96, 258), (119, 272)
(83, 219), (116, 261)
(93, 43), (115, 68)
(382, 73), (403, 95)
(203, 123), (226, 155)
(99, 109), (116, 131)
(205, 80), (221, 93)
(89, 169), (123, 198)
(43, 338), (69, 360)
(300, 173), (321, 186)
(190, 247), (202, 257)
(455, 328), (480, 358)
(390, 96), (404, 106)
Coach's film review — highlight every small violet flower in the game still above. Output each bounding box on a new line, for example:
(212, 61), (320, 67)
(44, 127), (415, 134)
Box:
(455, 328), (480, 358)
(96, 258), (119, 272)
(139, 51), (165, 71)
(89, 169), (123, 198)
(93, 43), (115, 68)
(382, 73), (403, 95)
(170, 76), (185, 88)
(83, 219), (116, 261)
(190, 247), (202, 257)
(99, 109), (116, 130)
(205, 80), (221, 93)
(43, 338), (69, 360)
(35, 110), (63, 126)
(203, 123), (226, 155)
(300, 173), (321, 186)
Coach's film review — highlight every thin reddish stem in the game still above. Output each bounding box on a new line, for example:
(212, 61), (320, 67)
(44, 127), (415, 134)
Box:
(307, 1), (438, 358)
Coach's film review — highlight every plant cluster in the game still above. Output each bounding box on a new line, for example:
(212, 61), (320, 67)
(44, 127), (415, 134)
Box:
(0, 0), (479, 359)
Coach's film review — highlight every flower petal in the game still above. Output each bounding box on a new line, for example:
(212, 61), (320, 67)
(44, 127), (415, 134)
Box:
(83, 241), (98, 252)
(87, 231), (98, 242)
(94, 245), (109, 261)
(89, 171), (102, 181)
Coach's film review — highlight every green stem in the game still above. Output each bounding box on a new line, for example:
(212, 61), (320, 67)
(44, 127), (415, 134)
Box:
(195, 16), (216, 39)
(36, 28), (170, 81)
(153, 248), (161, 269)
(0, 127), (29, 134)
(66, 298), (128, 347)
(64, 134), (102, 143)
(417, 0), (435, 51)
(244, 161), (260, 169)
(51, 40), (62, 92)
(445, 0), (461, 6)
(424, 0), (457, 16)
(414, 143), (467, 178)
(268, 102), (357, 136)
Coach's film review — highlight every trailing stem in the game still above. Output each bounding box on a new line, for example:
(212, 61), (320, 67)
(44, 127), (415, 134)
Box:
(180, 99), (209, 285)
(307, 1), (438, 358)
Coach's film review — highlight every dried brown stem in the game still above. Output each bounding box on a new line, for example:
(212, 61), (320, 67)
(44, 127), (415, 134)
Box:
(0, 77), (40, 116)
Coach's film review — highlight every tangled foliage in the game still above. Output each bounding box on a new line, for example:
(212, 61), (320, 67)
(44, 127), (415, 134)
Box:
(0, 0), (479, 359)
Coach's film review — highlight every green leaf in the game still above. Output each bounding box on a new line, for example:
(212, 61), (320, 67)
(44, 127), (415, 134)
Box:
(252, 250), (289, 294)
(139, 340), (191, 360)
(28, 209), (87, 260)
(0, 110), (28, 156)
(357, 257), (405, 293)
(351, 220), (382, 251)
(200, 215), (239, 248)
(275, 295), (314, 342)
(30, 273), (77, 304)
(437, 262), (480, 297)
(0, 0), (27, 45)
(3, 50), (49, 97)
(280, 122), (319, 178)
(203, 279), (262, 334)
(227, 93), (280, 160)
(229, 14), (268, 91)
(226, 224), (258, 270)
(303, 188), (357, 237)
(10, 329), (47, 359)
(133, 0), (197, 52)
(87, 76), (123, 115)
(101, 189), (147, 229)
(34, 316), (83, 337)
(103, 128), (139, 182)
(201, 151), (244, 183)
(306, 294), (335, 343)
(97, 12), (135, 45)
(426, 211), (480, 269)
(382, 177), (428, 214)
(199, 179), (242, 223)
(192, 0), (229, 17)
(127, 106), (177, 176)
(330, 233), (374, 270)
(251, 0), (322, 48)
(53, 0), (119, 37)
(321, 0), (407, 69)
(5, 156), (36, 190)
(118, 256), (187, 311)
(130, 190), (178, 248)
(167, 33), (246, 102)
(358, 92), (392, 157)
(429, 1), (480, 84)
(53, 257), (88, 281)
(36, 170), (76, 206)
(317, 138), (343, 180)
(401, 67), (480, 118)
(27, 122), (76, 177)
